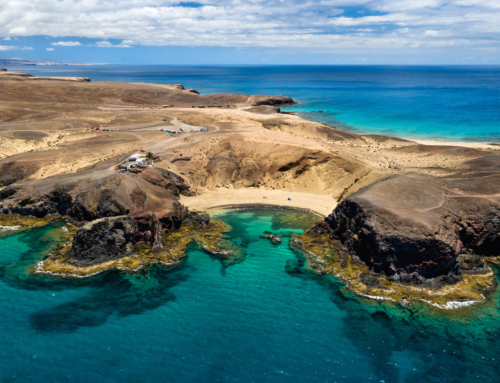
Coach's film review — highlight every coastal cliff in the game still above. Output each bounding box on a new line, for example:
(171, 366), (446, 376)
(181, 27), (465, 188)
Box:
(293, 170), (500, 306)
(0, 166), (191, 220)
(325, 174), (500, 282)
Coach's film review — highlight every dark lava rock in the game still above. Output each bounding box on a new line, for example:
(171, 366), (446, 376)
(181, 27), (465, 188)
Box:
(250, 95), (294, 106)
(70, 216), (137, 265)
(308, 221), (333, 237)
(0, 166), (191, 220)
(360, 273), (383, 288)
(260, 234), (282, 245)
(182, 211), (210, 226)
(246, 105), (281, 115)
(322, 174), (500, 282)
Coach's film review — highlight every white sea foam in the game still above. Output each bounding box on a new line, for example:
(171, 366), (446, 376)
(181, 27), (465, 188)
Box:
(0, 225), (21, 231)
(342, 277), (484, 310)
(354, 289), (484, 310)
(355, 292), (397, 303)
(416, 298), (483, 310)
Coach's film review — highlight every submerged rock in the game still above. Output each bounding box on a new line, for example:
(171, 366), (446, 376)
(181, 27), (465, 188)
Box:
(260, 233), (282, 245)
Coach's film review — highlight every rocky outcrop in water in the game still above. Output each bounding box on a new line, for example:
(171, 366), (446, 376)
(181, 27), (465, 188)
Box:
(321, 174), (500, 283)
(70, 216), (137, 265)
(69, 207), (209, 265)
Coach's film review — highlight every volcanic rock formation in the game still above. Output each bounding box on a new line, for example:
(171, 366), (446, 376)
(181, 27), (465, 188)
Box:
(69, 216), (137, 265)
(322, 172), (500, 283)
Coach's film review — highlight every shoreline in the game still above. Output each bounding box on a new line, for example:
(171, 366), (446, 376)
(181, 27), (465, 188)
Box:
(208, 203), (325, 218)
(286, 107), (499, 149)
(411, 138), (499, 149)
(180, 189), (336, 217)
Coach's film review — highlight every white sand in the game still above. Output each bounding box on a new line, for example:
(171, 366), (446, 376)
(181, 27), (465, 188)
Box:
(180, 188), (337, 217)
(412, 139), (498, 149)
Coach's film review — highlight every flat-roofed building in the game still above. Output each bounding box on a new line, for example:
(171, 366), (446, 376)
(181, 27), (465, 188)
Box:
(129, 153), (147, 162)
(118, 162), (135, 171)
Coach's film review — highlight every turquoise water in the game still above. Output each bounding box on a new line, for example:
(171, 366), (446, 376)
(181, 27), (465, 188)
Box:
(7, 65), (500, 143)
(1, 209), (500, 382)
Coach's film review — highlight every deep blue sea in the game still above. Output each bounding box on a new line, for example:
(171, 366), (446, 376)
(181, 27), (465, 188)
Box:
(1, 209), (500, 382)
(7, 65), (500, 143)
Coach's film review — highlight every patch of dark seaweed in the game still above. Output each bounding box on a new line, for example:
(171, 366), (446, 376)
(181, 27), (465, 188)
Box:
(29, 263), (191, 333)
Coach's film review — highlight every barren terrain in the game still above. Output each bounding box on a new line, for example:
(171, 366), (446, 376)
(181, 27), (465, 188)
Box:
(2, 70), (498, 217)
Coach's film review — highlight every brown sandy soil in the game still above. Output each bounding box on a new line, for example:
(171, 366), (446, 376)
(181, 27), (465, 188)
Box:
(0, 72), (498, 217)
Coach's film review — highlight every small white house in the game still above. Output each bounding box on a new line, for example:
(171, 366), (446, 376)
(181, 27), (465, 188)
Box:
(129, 153), (147, 162)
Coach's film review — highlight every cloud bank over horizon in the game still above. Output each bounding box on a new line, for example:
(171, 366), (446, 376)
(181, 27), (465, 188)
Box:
(0, 0), (499, 63)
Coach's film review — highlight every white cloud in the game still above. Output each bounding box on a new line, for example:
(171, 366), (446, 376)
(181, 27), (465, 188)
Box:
(0, 0), (498, 52)
(95, 40), (112, 47)
(46, 47), (54, 51)
(95, 40), (131, 47)
(0, 45), (32, 50)
(51, 41), (81, 46)
(3, 36), (10, 40)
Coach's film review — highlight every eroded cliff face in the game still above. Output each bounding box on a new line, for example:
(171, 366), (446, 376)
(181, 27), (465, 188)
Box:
(0, 167), (191, 220)
(321, 174), (500, 283)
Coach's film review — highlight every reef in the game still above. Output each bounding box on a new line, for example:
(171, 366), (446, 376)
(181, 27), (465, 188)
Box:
(290, 229), (498, 308)
(0, 213), (63, 234)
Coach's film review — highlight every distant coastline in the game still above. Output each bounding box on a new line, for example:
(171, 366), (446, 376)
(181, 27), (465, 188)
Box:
(1, 64), (499, 144)
(0, 58), (108, 66)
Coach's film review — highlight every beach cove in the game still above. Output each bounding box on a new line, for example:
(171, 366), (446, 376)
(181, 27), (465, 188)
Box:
(1, 208), (500, 382)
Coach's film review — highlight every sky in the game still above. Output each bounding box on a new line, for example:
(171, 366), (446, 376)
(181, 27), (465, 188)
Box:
(0, 0), (499, 65)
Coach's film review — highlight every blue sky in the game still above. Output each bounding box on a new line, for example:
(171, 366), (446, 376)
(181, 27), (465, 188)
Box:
(1, 0), (500, 65)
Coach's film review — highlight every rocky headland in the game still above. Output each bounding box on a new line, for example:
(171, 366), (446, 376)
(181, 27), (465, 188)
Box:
(295, 168), (500, 307)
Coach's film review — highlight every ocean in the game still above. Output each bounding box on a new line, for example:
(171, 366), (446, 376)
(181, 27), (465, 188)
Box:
(0, 209), (499, 382)
(6, 65), (500, 143)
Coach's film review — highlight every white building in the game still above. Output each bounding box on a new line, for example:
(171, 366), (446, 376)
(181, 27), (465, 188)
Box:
(129, 153), (147, 162)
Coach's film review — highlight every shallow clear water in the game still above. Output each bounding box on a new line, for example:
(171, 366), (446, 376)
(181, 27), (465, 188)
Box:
(0, 209), (499, 382)
(8, 65), (500, 143)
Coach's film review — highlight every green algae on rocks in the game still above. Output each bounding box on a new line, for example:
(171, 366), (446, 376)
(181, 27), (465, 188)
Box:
(35, 220), (231, 278)
(0, 214), (62, 234)
(290, 229), (498, 309)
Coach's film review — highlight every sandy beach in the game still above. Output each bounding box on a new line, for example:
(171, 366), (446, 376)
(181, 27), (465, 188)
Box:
(180, 188), (336, 217)
(412, 138), (500, 150)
